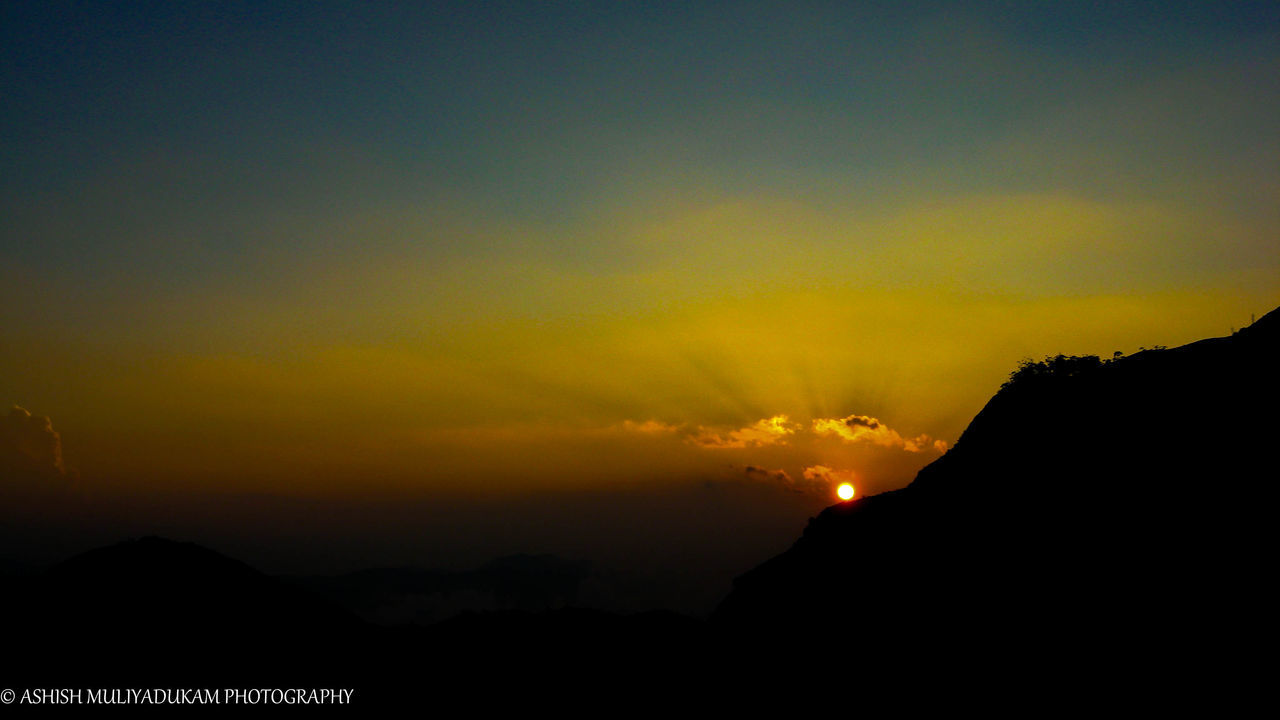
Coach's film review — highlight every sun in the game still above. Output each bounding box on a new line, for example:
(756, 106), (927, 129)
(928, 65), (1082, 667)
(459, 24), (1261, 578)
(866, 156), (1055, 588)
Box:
(837, 483), (855, 501)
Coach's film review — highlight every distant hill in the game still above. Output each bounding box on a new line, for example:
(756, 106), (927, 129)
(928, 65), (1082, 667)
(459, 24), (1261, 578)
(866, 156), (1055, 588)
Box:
(5, 536), (370, 686)
(291, 553), (590, 625)
(714, 307), (1278, 691)
(2, 537), (705, 706)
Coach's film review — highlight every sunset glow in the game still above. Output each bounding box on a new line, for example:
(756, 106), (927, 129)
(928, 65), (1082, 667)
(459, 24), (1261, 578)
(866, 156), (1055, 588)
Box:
(1, 2), (1277, 619)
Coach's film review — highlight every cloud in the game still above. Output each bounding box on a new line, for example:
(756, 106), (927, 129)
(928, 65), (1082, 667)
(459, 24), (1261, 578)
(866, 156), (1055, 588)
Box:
(738, 464), (865, 497)
(812, 414), (945, 453)
(688, 415), (797, 449)
(742, 465), (793, 485)
(2, 406), (66, 480)
(618, 419), (681, 435)
(740, 464), (831, 496)
(620, 415), (800, 449)
(802, 465), (858, 489)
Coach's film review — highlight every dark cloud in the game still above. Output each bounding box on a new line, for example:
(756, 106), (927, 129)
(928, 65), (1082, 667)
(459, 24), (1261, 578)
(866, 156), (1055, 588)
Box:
(2, 406), (65, 481)
(742, 465), (792, 485)
(739, 464), (840, 496)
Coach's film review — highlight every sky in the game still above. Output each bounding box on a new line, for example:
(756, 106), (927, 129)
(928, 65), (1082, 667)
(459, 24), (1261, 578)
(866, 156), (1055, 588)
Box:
(2, 1), (1278, 609)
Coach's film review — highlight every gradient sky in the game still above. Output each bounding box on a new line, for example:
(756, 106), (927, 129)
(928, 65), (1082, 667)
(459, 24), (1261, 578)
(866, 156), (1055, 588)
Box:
(3, 2), (1278, 600)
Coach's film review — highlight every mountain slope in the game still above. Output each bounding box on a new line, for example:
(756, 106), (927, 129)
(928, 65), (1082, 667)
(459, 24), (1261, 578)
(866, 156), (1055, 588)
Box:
(714, 308), (1278, 668)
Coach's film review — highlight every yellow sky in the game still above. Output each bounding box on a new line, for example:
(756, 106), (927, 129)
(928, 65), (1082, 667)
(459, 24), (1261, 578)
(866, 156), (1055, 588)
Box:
(3, 4), (1277, 514)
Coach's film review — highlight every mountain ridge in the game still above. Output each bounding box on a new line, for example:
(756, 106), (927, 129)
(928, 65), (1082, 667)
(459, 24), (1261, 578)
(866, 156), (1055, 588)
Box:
(713, 307), (1279, 680)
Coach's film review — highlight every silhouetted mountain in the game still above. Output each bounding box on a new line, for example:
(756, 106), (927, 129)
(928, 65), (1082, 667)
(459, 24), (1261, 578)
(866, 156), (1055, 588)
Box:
(2, 536), (706, 707)
(294, 553), (590, 625)
(6, 536), (370, 686)
(714, 308), (1279, 697)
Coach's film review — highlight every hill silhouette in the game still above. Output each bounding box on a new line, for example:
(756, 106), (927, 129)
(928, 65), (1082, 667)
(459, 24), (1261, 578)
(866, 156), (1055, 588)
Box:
(714, 307), (1278, 695)
(294, 553), (590, 625)
(5, 536), (372, 687)
(2, 537), (707, 707)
